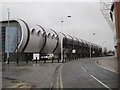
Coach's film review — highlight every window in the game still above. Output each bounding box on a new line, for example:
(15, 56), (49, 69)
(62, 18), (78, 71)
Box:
(31, 28), (35, 34)
(52, 34), (55, 39)
(37, 30), (41, 36)
(47, 33), (50, 38)
(42, 32), (46, 36)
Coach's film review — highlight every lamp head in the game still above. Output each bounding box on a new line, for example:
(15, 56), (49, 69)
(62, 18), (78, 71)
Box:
(68, 16), (71, 18)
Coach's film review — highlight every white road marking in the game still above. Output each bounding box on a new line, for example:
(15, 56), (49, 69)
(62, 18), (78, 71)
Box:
(91, 75), (112, 90)
(81, 66), (87, 72)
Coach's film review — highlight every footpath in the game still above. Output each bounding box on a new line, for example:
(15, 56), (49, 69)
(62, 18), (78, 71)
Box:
(2, 62), (61, 88)
(96, 56), (119, 74)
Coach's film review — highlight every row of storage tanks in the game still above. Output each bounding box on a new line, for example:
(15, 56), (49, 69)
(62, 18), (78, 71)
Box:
(1, 19), (102, 60)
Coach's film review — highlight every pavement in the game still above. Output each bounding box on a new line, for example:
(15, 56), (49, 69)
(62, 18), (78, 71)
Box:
(96, 56), (119, 74)
(52, 56), (120, 89)
(2, 61), (61, 88)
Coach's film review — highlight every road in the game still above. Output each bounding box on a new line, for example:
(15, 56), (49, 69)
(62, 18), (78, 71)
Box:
(51, 57), (119, 89)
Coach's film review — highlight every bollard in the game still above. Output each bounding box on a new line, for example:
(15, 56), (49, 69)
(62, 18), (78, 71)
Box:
(97, 61), (99, 64)
(58, 58), (59, 63)
(26, 56), (28, 63)
(62, 59), (64, 63)
(44, 60), (46, 63)
(7, 58), (9, 64)
(52, 58), (53, 63)
(36, 57), (37, 63)
(17, 58), (19, 64)
(26, 60), (28, 63)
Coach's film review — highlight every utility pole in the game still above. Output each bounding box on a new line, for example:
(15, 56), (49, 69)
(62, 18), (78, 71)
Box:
(114, 1), (120, 60)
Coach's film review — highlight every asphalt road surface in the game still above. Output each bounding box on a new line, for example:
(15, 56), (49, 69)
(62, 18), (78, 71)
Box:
(51, 58), (120, 89)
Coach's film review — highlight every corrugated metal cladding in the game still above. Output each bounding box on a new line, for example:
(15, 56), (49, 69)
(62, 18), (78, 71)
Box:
(0, 19), (102, 58)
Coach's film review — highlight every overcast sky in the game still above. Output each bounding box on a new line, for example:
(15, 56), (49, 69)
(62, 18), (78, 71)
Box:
(1, 1), (115, 51)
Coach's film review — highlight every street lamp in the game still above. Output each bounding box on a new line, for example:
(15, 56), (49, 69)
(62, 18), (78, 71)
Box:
(60, 16), (71, 62)
(90, 33), (95, 58)
(7, 8), (10, 64)
(102, 41), (107, 56)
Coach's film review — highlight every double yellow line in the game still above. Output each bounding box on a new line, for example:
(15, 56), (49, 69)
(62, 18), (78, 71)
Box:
(56, 61), (75, 89)
(56, 64), (63, 89)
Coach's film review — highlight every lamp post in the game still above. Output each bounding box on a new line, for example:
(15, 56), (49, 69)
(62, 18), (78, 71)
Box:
(102, 41), (107, 56)
(7, 8), (10, 64)
(90, 33), (95, 58)
(90, 43), (92, 58)
(60, 16), (71, 62)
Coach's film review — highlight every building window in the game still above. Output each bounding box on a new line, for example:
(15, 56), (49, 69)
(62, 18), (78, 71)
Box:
(42, 32), (46, 36)
(37, 30), (41, 36)
(31, 28), (35, 34)
(47, 33), (50, 38)
(51, 34), (55, 39)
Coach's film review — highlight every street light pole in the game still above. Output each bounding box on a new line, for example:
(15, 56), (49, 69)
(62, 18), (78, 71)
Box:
(90, 43), (91, 58)
(90, 33), (95, 58)
(60, 16), (71, 62)
(7, 8), (10, 64)
(61, 17), (63, 62)
(102, 41), (107, 56)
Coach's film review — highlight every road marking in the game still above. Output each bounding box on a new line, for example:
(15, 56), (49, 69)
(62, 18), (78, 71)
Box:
(91, 75), (112, 90)
(60, 65), (63, 89)
(56, 71), (59, 89)
(81, 66), (87, 72)
(56, 64), (63, 89)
